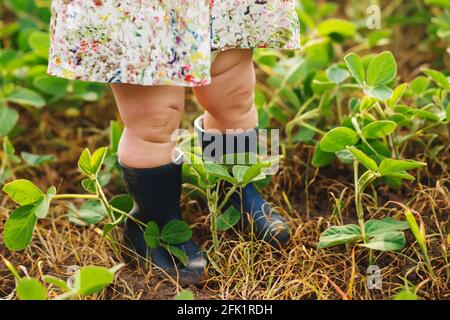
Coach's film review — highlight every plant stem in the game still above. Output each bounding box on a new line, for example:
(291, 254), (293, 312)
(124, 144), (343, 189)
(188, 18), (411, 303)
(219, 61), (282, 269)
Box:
(52, 194), (99, 200)
(353, 161), (367, 242)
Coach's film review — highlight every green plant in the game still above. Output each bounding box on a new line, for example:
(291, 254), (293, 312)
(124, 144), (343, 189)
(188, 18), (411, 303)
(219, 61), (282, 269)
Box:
(182, 148), (281, 253)
(313, 50), (445, 252)
(2, 255), (123, 300)
(2, 142), (194, 265)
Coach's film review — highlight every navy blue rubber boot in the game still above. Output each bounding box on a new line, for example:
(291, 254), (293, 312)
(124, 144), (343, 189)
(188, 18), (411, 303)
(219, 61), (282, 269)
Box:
(194, 116), (291, 248)
(120, 156), (207, 285)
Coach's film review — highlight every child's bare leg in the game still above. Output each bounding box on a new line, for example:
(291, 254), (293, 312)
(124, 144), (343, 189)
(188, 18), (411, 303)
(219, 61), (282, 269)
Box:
(111, 83), (205, 284)
(193, 49), (257, 132)
(111, 84), (184, 168)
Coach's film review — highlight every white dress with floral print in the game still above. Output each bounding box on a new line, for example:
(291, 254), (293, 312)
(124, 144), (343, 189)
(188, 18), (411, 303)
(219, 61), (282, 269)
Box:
(48, 0), (300, 87)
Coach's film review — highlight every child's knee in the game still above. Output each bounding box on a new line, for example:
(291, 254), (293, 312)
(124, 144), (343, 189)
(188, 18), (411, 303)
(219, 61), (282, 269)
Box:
(124, 103), (183, 144)
(195, 52), (256, 117)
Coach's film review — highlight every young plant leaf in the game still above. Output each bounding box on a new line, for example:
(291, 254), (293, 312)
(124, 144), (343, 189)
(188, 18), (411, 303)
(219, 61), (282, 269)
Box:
(347, 147), (378, 172)
(379, 159), (427, 177)
(387, 83), (408, 107)
(81, 179), (97, 193)
(109, 194), (134, 213)
(7, 87), (46, 108)
(367, 51), (397, 86)
(4, 205), (38, 251)
(42, 275), (70, 292)
(232, 165), (249, 183)
(360, 231), (406, 251)
(68, 200), (107, 225)
(78, 149), (92, 176)
(161, 220), (192, 245)
(203, 162), (237, 184)
(318, 224), (362, 248)
(175, 289), (195, 300)
(327, 65), (350, 84)
(216, 206), (241, 231)
(319, 127), (359, 152)
(366, 86), (393, 101)
(90, 147), (108, 176)
(344, 53), (365, 84)
(73, 266), (115, 296)
(361, 120), (397, 139)
(365, 218), (409, 237)
(21, 152), (56, 166)
(423, 68), (450, 90)
(312, 144), (336, 167)
(144, 221), (160, 249)
(16, 278), (46, 300)
(0, 106), (19, 136)
(165, 245), (188, 266)
(3, 179), (44, 205)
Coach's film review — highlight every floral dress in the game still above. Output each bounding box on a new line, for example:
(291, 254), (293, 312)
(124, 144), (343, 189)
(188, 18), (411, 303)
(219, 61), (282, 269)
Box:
(48, 0), (300, 87)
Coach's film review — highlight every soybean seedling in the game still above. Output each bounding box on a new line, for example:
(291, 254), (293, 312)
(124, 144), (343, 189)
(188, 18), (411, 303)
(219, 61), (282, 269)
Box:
(2, 255), (123, 300)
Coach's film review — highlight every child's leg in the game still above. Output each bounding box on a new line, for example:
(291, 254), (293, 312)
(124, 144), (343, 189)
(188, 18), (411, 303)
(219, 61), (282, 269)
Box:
(193, 49), (257, 132)
(192, 49), (291, 248)
(111, 84), (205, 284)
(111, 84), (185, 168)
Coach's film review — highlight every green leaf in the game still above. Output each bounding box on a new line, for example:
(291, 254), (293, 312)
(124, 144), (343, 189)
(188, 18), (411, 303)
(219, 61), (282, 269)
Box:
(203, 162), (237, 184)
(81, 179), (97, 193)
(361, 120), (397, 139)
(366, 86), (393, 101)
(110, 120), (123, 153)
(78, 149), (92, 176)
(379, 159), (427, 176)
(144, 221), (160, 249)
(318, 18), (357, 38)
(242, 161), (271, 185)
(28, 31), (50, 58)
(394, 290), (419, 301)
(216, 206), (241, 231)
(318, 224), (362, 248)
(232, 165), (249, 183)
(423, 68), (450, 90)
(4, 205), (38, 251)
(319, 127), (359, 152)
(21, 152), (56, 166)
(344, 53), (365, 84)
(165, 245), (188, 266)
(91, 147), (108, 176)
(387, 83), (408, 107)
(109, 194), (134, 213)
(410, 76), (429, 95)
(7, 87), (46, 108)
(367, 51), (397, 86)
(347, 147), (378, 172)
(361, 231), (406, 251)
(175, 289), (194, 300)
(33, 75), (69, 96)
(312, 144), (336, 167)
(365, 218), (409, 237)
(161, 220), (192, 245)
(3, 179), (44, 205)
(68, 200), (107, 226)
(327, 65), (350, 84)
(16, 278), (46, 300)
(74, 266), (115, 296)
(0, 107), (19, 136)
(42, 275), (70, 292)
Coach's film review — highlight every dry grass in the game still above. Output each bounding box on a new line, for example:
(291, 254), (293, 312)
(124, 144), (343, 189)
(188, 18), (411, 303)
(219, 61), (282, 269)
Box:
(0, 100), (448, 300)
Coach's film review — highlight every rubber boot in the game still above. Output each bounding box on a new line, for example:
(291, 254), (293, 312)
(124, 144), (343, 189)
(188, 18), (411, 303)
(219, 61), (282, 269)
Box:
(194, 116), (291, 248)
(120, 154), (206, 285)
